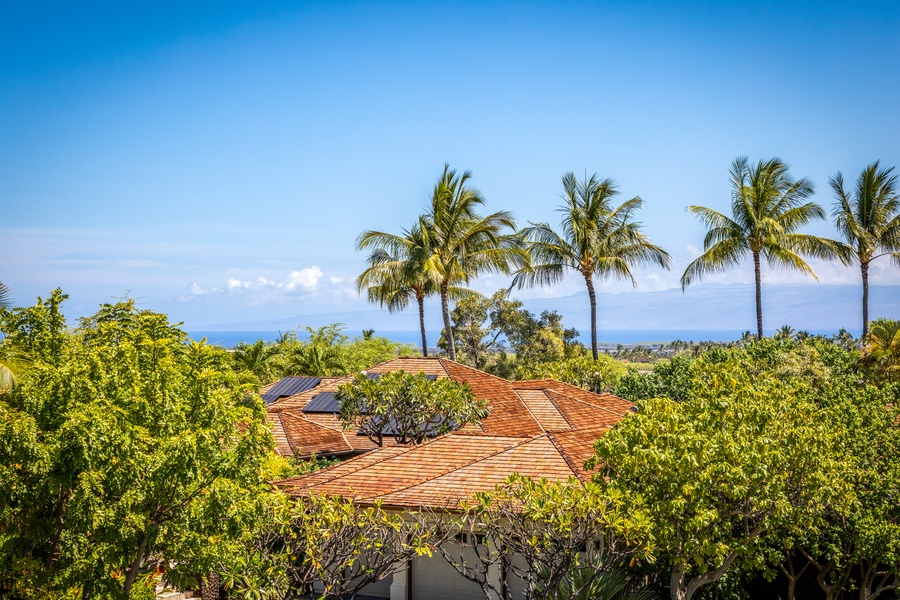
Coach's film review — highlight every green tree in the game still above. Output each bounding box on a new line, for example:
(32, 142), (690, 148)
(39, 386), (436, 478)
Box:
(421, 164), (525, 361)
(232, 339), (283, 384)
(0, 281), (10, 309)
(682, 157), (848, 339)
(831, 162), (900, 339)
(860, 318), (900, 385)
(439, 293), (495, 370)
(336, 370), (488, 446)
(614, 355), (693, 403)
(422, 475), (645, 600)
(524, 354), (627, 393)
(795, 367), (900, 600)
(357, 222), (444, 356)
(589, 354), (847, 600)
(286, 343), (344, 376)
(516, 172), (671, 359)
(0, 292), (274, 598)
(224, 492), (434, 600)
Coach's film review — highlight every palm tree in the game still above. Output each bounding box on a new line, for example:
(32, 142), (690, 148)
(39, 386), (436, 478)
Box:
(775, 325), (795, 340)
(682, 157), (848, 339)
(287, 343), (344, 376)
(830, 162), (900, 339)
(357, 223), (442, 356)
(861, 318), (900, 385)
(232, 339), (282, 384)
(0, 282), (27, 391)
(514, 172), (671, 360)
(420, 164), (525, 361)
(0, 281), (10, 309)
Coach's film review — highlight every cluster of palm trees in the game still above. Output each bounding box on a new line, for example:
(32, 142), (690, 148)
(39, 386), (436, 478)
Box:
(682, 158), (899, 340)
(358, 159), (899, 361)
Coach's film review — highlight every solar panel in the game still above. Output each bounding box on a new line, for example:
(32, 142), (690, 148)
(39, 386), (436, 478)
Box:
(303, 391), (342, 413)
(261, 376), (322, 403)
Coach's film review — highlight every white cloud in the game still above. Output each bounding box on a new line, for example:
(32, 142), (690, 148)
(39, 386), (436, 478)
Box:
(187, 266), (331, 301)
(285, 267), (323, 291)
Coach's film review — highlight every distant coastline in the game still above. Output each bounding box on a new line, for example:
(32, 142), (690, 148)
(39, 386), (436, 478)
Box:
(186, 328), (854, 350)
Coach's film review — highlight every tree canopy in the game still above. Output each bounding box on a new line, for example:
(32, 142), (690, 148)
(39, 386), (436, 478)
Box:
(336, 370), (488, 446)
(682, 157), (848, 338)
(515, 172), (671, 360)
(0, 290), (274, 598)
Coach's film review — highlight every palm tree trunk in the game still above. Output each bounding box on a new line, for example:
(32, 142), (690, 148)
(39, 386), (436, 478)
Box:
(440, 281), (456, 361)
(417, 293), (428, 357)
(754, 251), (763, 339)
(585, 274), (598, 360)
(861, 261), (870, 340)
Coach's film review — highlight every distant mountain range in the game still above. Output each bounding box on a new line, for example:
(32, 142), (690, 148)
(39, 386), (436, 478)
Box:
(195, 283), (899, 339)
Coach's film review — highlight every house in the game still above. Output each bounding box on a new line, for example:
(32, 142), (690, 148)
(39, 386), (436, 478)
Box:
(268, 356), (635, 600)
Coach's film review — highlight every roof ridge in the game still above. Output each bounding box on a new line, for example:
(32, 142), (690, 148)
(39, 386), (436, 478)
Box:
(279, 411), (300, 455)
(440, 359), (515, 384)
(542, 389), (576, 430)
(544, 388), (633, 420)
(546, 432), (589, 481)
(358, 435), (543, 501)
(513, 389), (547, 434)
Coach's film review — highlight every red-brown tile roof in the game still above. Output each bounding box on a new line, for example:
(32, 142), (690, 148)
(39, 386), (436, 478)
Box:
(273, 358), (634, 508)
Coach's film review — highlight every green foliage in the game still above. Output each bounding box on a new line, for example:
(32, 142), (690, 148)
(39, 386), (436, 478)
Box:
(515, 172), (671, 359)
(336, 370), (488, 446)
(524, 354), (627, 393)
(861, 318), (900, 385)
(429, 474), (645, 600)
(590, 351), (848, 600)
(229, 324), (418, 382)
(614, 356), (693, 403)
(224, 492), (433, 600)
(682, 156), (849, 338)
(795, 365), (900, 599)
(0, 291), (274, 598)
(231, 339), (282, 385)
(440, 289), (583, 375)
(534, 551), (658, 600)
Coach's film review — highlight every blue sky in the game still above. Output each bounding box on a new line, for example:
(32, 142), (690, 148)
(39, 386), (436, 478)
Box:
(2, 1), (898, 331)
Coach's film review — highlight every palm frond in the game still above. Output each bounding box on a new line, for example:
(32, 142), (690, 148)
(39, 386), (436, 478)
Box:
(0, 282), (10, 309)
(681, 237), (746, 288)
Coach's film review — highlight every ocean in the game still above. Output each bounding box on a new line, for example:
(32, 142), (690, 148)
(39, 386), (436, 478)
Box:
(185, 328), (848, 349)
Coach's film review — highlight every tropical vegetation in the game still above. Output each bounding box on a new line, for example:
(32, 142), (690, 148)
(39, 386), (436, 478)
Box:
(682, 157), (849, 339)
(830, 161), (900, 338)
(515, 172), (671, 359)
(3, 158), (900, 600)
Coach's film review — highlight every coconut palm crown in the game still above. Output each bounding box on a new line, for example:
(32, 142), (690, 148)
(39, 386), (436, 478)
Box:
(514, 172), (671, 360)
(357, 222), (448, 357)
(682, 157), (849, 339)
(830, 161), (900, 339)
(419, 164), (526, 361)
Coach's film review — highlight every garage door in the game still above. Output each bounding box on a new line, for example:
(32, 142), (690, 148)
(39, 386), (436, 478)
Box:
(411, 543), (484, 600)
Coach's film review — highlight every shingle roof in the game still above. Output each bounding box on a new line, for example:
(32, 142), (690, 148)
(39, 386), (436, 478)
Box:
(272, 357), (635, 507)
